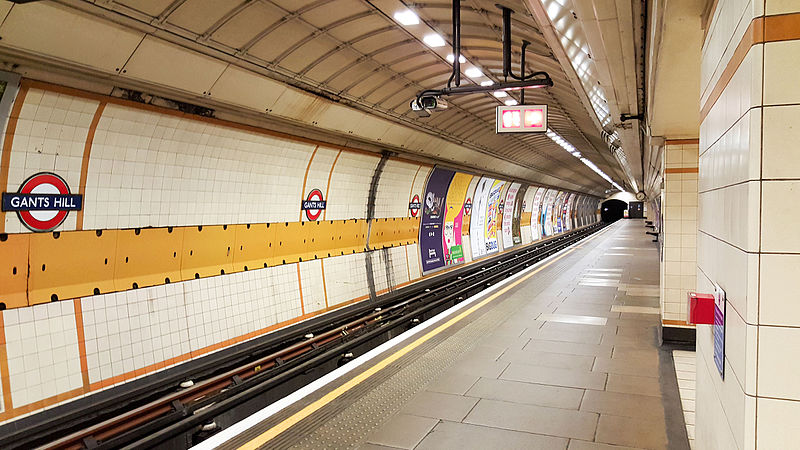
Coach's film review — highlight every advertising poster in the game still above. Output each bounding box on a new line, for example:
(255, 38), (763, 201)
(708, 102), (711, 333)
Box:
(564, 194), (575, 231)
(470, 177), (494, 259)
(420, 167), (455, 273)
(484, 180), (505, 255)
(443, 172), (473, 266)
(553, 191), (564, 233)
(512, 184), (526, 245)
(543, 189), (557, 236)
(461, 176), (480, 263)
(531, 187), (545, 241)
(520, 186), (535, 245)
(563, 193), (573, 231)
(501, 182), (520, 249)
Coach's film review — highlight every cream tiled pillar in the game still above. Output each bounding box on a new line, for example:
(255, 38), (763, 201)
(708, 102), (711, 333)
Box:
(697, 1), (800, 448)
(660, 140), (698, 328)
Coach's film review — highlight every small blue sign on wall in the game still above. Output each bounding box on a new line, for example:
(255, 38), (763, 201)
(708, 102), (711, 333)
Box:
(713, 283), (726, 379)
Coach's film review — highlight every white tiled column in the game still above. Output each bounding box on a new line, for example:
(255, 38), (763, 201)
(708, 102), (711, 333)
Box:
(660, 141), (698, 326)
(697, 1), (800, 448)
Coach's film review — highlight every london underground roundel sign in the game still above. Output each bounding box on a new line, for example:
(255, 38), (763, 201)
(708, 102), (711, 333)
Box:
(1, 172), (82, 232)
(409, 194), (421, 217)
(302, 188), (326, 221)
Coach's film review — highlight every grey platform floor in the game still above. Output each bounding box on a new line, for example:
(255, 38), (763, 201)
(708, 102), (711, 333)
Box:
(239, 221), (689, 450)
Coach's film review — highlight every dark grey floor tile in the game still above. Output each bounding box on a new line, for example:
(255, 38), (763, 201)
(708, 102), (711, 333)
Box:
(399, 391), (479, 422)
(600, 333), (657, 348)
(525, 339), (613, 358)
(443, 356), (510, 379)
(527, 328), (603, 345)
(611, 346), (660, 363)
(605, 373), (662, 397)
(593, 357), (659, 377)
(567, 440), (644, 450)
(465, 377), (584, 409)
(464, 399), (598, 441)
(416, 421), (568, 450)
(501, 363), (607, 390)
(462, 344), (506, 361)
(555, 303), (615, 315)
(579, 390), (666, 421)
(595, 414), (668, 449)
(425, 372), (480, 395)
(357, 443), (405, 450)
(479, 333), (530, 350)
(364, 414), (439, 449)
(499, 348), (595, 371)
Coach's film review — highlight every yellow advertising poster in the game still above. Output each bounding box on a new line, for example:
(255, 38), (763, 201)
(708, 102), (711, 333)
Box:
(442, 172), (473, 265)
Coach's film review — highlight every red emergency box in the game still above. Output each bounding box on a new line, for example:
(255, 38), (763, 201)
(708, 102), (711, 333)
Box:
(687, 292), (715, 325)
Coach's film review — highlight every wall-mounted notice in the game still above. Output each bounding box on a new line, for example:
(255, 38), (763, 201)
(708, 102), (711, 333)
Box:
(470, 177), (493, 259)
(501, 182), (520, 249)
(420, 167), (455, 273)
(714, 284), (726, 379)
(443, 173), (473, 267)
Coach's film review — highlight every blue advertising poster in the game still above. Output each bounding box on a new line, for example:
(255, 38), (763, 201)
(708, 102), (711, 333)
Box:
(420, 167), (455, 273)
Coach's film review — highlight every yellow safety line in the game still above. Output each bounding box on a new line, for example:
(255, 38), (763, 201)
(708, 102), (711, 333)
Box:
(238, 225), (611, 449)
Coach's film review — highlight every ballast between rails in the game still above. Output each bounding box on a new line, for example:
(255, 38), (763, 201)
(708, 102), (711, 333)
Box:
(10, 223), (606, 450)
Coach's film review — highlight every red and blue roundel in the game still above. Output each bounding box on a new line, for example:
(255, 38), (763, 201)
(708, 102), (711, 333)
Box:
(1, 172), (82, 232)
(302, 188), (326, 221)
(408, 194), (421, 217)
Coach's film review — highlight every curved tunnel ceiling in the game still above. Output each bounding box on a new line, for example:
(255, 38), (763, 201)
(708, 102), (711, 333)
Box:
(4, 0), (629, 194)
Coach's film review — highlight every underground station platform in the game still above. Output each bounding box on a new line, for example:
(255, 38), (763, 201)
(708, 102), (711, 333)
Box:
(193, 221), (686, 450)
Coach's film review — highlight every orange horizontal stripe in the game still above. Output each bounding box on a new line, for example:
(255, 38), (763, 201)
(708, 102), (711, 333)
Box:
(701, 12), (800, 123)
(764, 12), (800, 43)
(664, 139), (699, 145)
(664, 168), (699, 174)
(662, 319), (695, 327)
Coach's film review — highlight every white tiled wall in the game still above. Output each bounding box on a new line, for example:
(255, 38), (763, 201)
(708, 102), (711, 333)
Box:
(2, 302), (82, 407)
(323, 252), (369, 306)
(84, 104), (314, 229)
(697, 2), (800, 448)
(325, 152), (379, 220)
(374, 159), (421, 218)
(301, 146), (340, 222)
(299, 259), (327, 314)
(3, 89), (98, 233)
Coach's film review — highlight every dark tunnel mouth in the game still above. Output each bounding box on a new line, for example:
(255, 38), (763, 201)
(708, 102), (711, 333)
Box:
(601, 199), (628, 222)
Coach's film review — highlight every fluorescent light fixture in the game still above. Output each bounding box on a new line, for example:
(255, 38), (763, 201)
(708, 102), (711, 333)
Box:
(465, 67), (483, 78)
(423, 33), (446, 47)
(480, 80), (494, 86)
(493, 91), (508, 98)
(544, 127), (623, 190)
(394, 10), (419, 25)
(446, 54), (467, 63)
(504, 99), (518, 106)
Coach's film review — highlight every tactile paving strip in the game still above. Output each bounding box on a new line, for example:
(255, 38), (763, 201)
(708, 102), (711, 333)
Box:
(227, 225), (615, 450)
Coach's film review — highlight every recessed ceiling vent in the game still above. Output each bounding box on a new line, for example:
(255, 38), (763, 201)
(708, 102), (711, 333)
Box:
(110, 87), (215, 118)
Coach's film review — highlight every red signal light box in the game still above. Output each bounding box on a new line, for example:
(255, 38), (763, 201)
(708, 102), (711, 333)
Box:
(496, 105), (548, 133)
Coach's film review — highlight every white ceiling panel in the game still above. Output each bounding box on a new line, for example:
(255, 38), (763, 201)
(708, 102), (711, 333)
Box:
(122, 36), (228, 95)
(0, 3), (144, 74)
